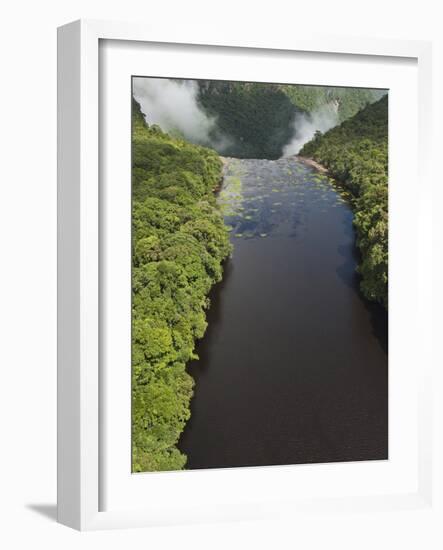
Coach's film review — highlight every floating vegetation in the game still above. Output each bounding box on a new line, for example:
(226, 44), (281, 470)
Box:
(218, 175), (244, 216)
(220, 156), (355, 245)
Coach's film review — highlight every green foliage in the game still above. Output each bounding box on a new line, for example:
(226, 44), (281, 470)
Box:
(132, 98), (231, 472)
(280, 85), (385, 122)
(197, 81), (384, 158)
(198, 81), (300, 159)
(301, 96), (388, 307)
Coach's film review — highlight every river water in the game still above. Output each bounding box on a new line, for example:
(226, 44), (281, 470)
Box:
(179, 157), (388, 469)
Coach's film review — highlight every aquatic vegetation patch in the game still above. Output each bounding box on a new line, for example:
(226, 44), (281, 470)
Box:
(218, 174), (244, 217)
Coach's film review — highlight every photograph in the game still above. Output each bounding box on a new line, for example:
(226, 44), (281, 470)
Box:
(131, 77), (389, 473)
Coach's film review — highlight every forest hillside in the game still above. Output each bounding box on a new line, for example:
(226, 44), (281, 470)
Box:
(131, 98), (231, 471)
(300, 95), (388, 306)
(197, 81), (384, 158)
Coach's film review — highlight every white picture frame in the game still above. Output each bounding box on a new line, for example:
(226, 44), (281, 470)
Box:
(57, 19), (435, 531)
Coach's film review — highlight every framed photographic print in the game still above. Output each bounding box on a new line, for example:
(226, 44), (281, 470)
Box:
(57, 19), (436, 530)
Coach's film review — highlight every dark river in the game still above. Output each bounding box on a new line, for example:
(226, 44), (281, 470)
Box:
(179, 157), (388, 469)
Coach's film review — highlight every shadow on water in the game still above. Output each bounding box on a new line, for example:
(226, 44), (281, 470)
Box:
(187, 259), (234, 379)
(335, 210), (388, 356)
(336, 243), (360, 291)
(363, 300), (388, 356)
(335, 208), (359, 290)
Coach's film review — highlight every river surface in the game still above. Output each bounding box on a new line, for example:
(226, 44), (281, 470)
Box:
(179, 157), (388, 469)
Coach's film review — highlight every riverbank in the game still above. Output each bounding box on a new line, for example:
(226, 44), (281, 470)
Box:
(295, 155), (329, 174)
(131, 98), (231, 472)
(214, 156), (230, 193)
(299, 96), (388, 307)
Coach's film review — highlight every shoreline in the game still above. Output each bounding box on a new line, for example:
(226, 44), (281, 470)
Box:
(214, 156), (229, 194)
(220, 153), (329, 175)
(295, 155), (329, 174)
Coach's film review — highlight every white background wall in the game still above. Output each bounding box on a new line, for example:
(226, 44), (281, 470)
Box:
(0, 1), (442, 547)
